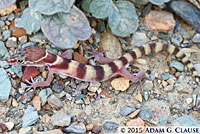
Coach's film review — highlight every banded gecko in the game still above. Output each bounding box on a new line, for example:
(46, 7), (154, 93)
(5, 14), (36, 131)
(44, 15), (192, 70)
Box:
(7, 43), (200, 90)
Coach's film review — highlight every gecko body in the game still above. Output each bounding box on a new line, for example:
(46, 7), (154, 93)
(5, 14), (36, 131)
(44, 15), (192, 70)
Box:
(7, 43), (200, 89)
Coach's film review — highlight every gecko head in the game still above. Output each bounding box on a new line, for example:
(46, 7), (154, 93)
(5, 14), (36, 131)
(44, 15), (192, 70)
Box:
(7, 46), (47, 66)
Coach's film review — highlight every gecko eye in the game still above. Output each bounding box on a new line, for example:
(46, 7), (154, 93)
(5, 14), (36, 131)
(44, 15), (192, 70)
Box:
(17, 59), (24, 63)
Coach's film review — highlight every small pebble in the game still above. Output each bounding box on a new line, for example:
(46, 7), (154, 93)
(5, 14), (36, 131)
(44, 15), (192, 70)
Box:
(142, 80), (153, 91)
(167, 78), (175, 85)
(0, 41), (8, 58)
(12, 98), (19, 107)
(144, 11), (175, 31)
(32, 96), (41, 111)
(186, 98), (193, 104)
(162, 73), (170, 80)
(19, 127), (32, 134)
(170, 60), (184, 72)
(86, 124), (93, 131)
(128, 109), (141, 119)
(51, 109), (71, 127)
(164, 85), (174, 92)
(52, 81), (64, 93)
(88, 82), (101, 92)
(39, 88), (52, 106)
(92, 125), (102, 134)
(35, 129), (63, 134)
(103, 121), (119, 133)
(144, 91), (149, 100)
(135, 93), (142, 102)
(64, 122), (86, 133)
(0, 68), (12, 102)
(47, 95), (63, 108)
(111, 77), (130, 91)
(5, 122), (14, 130)
(162, 80), (168, 87)
(126, 117), (145, 127)
(2, 30), (11, 41)
(22, 105), (39, 127)
(120, 106), (135, 116)
(135, 104), (141, 109)
(18, 35), (28, 44)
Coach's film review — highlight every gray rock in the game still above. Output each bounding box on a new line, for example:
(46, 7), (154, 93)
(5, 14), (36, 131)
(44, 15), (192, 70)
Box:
(76, 82), (89, 90)
(162, 73), (170, 80)
(158, 32), (170, 40)
(194, 64), (200, 74)
(170, 1), (200, 32)
(21, 91), (35, 104)
(192, 33), (200, 43)
(34, 129), (63, 134)
(19, 127), (32, 134)
(8, 14), (15, 21)
(19, 0), (28, 10)
(171, 34), (183, 46)
(6, 37), (17, 48)
(0, 41), (8, 58)
(70, 79), (76, 88)
(142, 80), (153, 91)
(51, 109), (71, 127)
(22, 105), (39, 127)
(29, 32), (48, 44)
(99, 32), (122, 59)
(66, 93), (72, 101)
(47, 94), (63, 108)
(103, 121), (119, 133)
(0, 20), (5, 28)
(0, 61), (9, 68)
(171, 115), (200, 126)
(22, 42), (37, 48)
(131, 31), (149, 47)
(0, 68), (11, 102)
(39, 88), (52, 106)
(64, 122), (86, 134)
(75, 99), (84, 104)
(54, 91), (66, 98)
(120, 106), (135, 116)
(170, 60), (184, 72)
(140, 99), (170, 125)
(18, 36), (28, 45)
(135, 104), (141, 109)
(52, 81), (64, 93)
(11, 65), (23, 78)
(144, 91), (149, 101)
(2, 30), (11, 41)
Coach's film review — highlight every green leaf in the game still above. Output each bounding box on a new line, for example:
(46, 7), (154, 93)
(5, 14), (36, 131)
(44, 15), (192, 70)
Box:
(149, 0), (170, 5)
(29, 0), (75, 15)
(108, 1), (139, 37)
(90, 0), (114, 19)
(81, 0), (92, 13)
(41, 6), (91, 49)
(15, 8), (42, 34)
(0, 0), (16, 9)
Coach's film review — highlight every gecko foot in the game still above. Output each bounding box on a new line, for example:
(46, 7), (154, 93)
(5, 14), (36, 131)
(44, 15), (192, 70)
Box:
(24, 76), (39, 90)
(87, 49), (114, 64)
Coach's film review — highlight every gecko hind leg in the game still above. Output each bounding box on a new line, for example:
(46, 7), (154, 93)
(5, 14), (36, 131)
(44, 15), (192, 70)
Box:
(24, 70), (55, 90)
(118, 67), (146, 83)
(87, 49), (114, 64)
